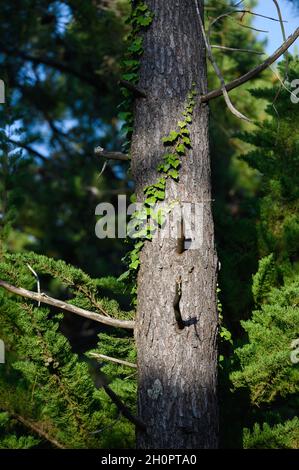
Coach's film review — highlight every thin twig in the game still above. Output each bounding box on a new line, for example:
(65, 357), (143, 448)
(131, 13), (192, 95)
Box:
(232, 0), (245, 7)
(0, 279), (135, 330)
(89, 352), (137, 369)
(234, 9), (288, 23)
(201, 27), (299, 103)
(211, 45), (263, 55)
(27, 264), (41, 307)
(97, 160), (108, 180)
(236, 23), (269, 34)
(208, 12), (269, 37)
(269, 64), (298, 101)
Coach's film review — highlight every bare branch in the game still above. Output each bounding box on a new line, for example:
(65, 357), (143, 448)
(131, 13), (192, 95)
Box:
(94, 147), (129, 162)
(89, 352), (137, 369)
(0, 279), (135, 330)
(201, 27), (299, 103)
(211, 45), (263, 55)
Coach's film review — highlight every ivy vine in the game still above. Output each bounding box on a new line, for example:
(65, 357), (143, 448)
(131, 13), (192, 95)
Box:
(118, 1), (154, 153)
(119, 85), (198, 301)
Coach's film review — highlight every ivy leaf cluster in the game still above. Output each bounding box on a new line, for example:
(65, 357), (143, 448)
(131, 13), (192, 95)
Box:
(119, 86), (198, 294)
(118, 1), (154, 152)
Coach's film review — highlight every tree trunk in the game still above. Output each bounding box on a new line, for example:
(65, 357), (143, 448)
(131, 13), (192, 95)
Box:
(131, 0), (218, 449)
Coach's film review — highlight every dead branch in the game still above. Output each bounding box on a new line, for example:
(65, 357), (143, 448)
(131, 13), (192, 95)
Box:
(94, 147), (129, 161)
(201, 27), (299, 103)
(89, 352), (137, 368)
(0, 279), (135, 330)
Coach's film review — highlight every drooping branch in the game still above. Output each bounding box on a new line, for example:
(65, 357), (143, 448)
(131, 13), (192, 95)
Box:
(201, 27), (299, 103)
(0, 279), (135, 330)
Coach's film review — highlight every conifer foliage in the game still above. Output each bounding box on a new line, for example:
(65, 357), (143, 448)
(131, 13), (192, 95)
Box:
(231, 59), (299, 448)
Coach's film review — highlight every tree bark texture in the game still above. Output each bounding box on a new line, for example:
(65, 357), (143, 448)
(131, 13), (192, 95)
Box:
(131, 0), (218, 449)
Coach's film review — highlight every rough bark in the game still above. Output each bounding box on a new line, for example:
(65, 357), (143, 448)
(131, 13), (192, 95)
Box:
(131, 0), (218, 449)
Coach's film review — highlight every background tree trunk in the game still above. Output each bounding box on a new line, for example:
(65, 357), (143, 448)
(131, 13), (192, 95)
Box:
(131, 0), (218, 449)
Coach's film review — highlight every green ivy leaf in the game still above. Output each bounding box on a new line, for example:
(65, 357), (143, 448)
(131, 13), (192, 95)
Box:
(181, 128), (190, 135)
(145, 196), (157, 206)
(129, 259), (140, 269)
(164, 153), (180, 168)
(122, 59), (140, 70)
(178, 120), (187, 128)
(136, 16), (153, 27)
(130, 193), (137, 203)
(128, 37), (143, 53)
(135, 241), (144, 250)
(144, 185), (155, 195)
(162, 131), (179, 144)
(176, 143), (185, 154)
(155, 190), (165, 200)
(168, 168), (179, 180)
(135, 4), (148, 13)
(182, 136), (191, 146)
(118, 270), (130, 282)
(158, 163), (170, 173)
(171, 159), (180, 169)
(122, 72), (139, 83)
(155, 178), (166, 189)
